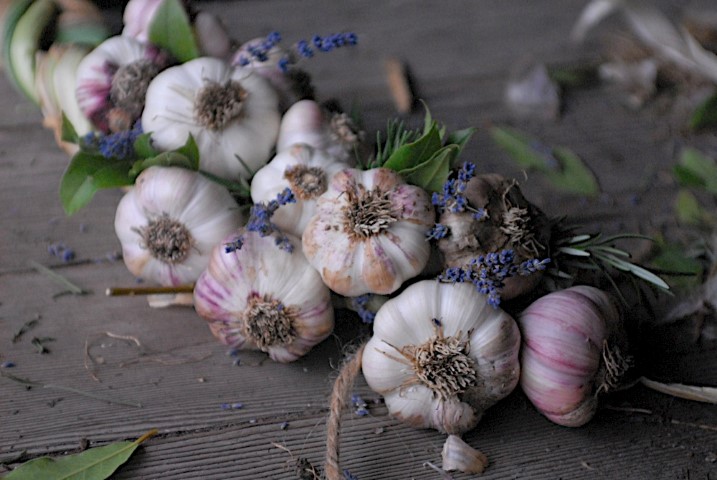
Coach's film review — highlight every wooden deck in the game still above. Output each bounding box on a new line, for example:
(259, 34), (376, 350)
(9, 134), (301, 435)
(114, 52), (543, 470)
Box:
(1, 1), (716, 478)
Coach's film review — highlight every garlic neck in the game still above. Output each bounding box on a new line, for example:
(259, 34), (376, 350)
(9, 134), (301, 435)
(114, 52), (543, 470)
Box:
(136, 214), (193, 264)
(343, 187), (398, 239)
(398, 327), (478, 401)
(284, 164), (327, 200)
(194, 80), (247, 130)
(110, 59), (161, 130)
(242, 294), (297, 350)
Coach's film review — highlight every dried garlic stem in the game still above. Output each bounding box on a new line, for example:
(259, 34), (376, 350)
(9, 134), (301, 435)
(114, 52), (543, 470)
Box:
(640, 377), (717, 404)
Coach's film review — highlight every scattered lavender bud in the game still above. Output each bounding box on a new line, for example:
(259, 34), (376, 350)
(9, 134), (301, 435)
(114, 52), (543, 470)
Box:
(280, 421), (289, 430)
(1, 361), (16, 368)
(231, 402), (244, 409)
(220, 403), (232, 410)
(343, 469), (359, 480)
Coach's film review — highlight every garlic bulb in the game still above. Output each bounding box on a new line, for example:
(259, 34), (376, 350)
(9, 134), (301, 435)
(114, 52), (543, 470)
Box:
(362, 280), (521, 434)
(438, 173), (551, 300)
(193, 230), (334, 363)
(114, 166), (243, 286)
(302, 167), (434, 296)
(75, 35), (171, 132)
(142, 57), (281, 181)
(277, 99), (363, 164)
(250, 144), (352, 237)
(518, 285), (629, 427)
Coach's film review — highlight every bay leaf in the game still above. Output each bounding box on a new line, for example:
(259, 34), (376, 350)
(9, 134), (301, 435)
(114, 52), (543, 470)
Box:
(3, 429), (157, 480)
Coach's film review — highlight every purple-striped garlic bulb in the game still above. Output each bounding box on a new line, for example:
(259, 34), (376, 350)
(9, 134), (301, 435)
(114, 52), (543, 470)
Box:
(75, 35), (171, 133)
(250, 144), (353, 237)
(362, 280), (522, 434)
(193, 230), (334, 363)
(302, 168), (434, 296)
(518, 285), (630, 427)
(114, 166), (243, 286)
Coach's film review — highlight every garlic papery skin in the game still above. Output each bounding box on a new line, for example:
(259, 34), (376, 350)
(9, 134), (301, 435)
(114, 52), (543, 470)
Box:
(442, 435), (489, 475)
(518, 285), (628, 427)
(361, 280), (521, 434)
(193, 230), (334, 363)
(75, 35), (170, 133)
(277, 99), (362, 164)
(302, 168), (434, 296)
(114, 166), (243, 286)
(250, 144), (352, 237)
(141, 57), (281, 181)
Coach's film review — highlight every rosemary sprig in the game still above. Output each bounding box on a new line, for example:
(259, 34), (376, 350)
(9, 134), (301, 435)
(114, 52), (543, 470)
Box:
(553, 233), (670, 292)
(366, 117), (422, 169)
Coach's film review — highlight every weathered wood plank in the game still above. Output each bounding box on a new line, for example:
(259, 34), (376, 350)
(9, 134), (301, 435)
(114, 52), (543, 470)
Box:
(1, 0), (716, 479)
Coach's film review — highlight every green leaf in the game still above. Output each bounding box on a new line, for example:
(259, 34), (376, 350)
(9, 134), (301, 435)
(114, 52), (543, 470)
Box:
(175, 134), (200, 170)
(383, 123), (443, 172)
(676, 147), (717, 195)
(148, 0), (199, 63)
(61, 113), (79, 145)
(690, 92), (717, 131)
(3, 429), (157, 480)
(548, 146), (599, 196)
(133, 133), (158, 159)
(129, 152), (193, 178)
(400, 145), (457, 193)
(490, 126), (599, 196)
(675, 189), (706, 225)
(60, 152), (133, 215)
(445, 127), (476, 153)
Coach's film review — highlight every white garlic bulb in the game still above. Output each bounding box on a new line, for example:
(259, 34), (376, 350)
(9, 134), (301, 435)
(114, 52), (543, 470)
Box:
(193, 230), (334, 363)
(250, 144), (352, 237)
(277, 99), (362, 164)
(114, 166), (243, 286)
(142, 57), (281, 181)
(362, 280), (521, 434)
(75, 35), (170, 133)
(518, 285), (628, 427)
(302, 168), (434, 296)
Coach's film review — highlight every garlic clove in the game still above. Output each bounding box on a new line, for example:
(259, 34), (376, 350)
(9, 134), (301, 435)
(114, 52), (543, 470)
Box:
(441, 435), (489, 475)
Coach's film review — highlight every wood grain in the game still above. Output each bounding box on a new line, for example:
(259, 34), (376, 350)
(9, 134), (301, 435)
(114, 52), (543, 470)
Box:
(1, 1), (716, 479)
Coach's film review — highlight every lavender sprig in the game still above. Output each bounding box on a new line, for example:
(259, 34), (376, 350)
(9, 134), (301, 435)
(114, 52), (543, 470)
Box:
(427, 162), (487, 240)
(82, 120), (144, 160)
(235, 31), (358, 73)
(225, 188), (296, 254)
(439, 249), (550, 307)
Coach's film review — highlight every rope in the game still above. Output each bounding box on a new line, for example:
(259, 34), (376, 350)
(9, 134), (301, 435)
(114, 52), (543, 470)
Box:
(324, 342), (367, 480)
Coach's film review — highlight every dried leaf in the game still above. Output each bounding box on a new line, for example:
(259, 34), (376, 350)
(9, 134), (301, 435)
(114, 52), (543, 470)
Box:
(3, 430), (157, 479)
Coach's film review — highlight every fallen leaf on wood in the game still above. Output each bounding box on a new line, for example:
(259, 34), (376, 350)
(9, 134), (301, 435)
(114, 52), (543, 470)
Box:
(3, 429), (157, 479)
